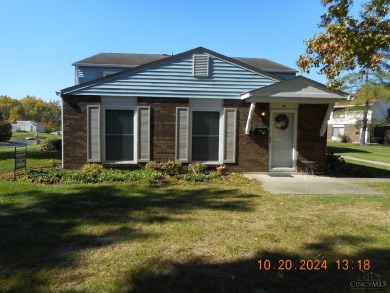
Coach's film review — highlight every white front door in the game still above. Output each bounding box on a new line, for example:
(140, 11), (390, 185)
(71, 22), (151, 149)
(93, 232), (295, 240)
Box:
(269, 110), (297, 171)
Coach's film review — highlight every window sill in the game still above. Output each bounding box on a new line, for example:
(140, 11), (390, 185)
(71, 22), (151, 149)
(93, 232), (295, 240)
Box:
(103, 161), (137, 165)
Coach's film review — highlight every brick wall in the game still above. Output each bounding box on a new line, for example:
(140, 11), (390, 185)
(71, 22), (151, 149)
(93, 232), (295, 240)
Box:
(62, 95), (328, 173)
(327, 124), (363, 143)
(138, 97), (189, 162)
(345, 124), (362, 142)
(297, 104), (328, 173)
(224, 101), (269, 172)
(62, 95), (101, 169)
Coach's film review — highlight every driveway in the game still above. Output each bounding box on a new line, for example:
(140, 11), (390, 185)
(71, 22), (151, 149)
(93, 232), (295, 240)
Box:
(243, 173), (387, 195)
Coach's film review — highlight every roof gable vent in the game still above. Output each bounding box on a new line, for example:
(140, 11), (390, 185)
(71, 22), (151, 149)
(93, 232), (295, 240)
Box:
(193, 54), (210, 77)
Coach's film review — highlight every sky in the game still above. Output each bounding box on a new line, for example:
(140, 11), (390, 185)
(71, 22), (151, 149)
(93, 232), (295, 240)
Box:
(0, 0), (366, 102)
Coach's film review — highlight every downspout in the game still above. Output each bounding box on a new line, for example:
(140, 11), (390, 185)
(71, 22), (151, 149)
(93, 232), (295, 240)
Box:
(320, 103), (335, 136)
(245, 103), (256, 134)
(56, 91), (64, 168)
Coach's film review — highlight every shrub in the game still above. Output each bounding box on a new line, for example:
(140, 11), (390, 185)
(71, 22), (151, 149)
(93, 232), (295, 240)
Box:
(337, 133), (351, 143)
(370, 136), (384, 144)
(145, 160), (161, 171)
(19, 167), (163, 184)
(161, 160), (182, 176)
(326, 153), (345, 171)
(188, 162), (207, 174)
(39, 138), (62, 151)
(81, 163), (103, 174)
(0, 121), (12, 142)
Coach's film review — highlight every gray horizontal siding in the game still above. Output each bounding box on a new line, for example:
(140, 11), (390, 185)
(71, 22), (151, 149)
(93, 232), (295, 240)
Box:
(72, 55), (277, 98)
(77, 66), (128, 84)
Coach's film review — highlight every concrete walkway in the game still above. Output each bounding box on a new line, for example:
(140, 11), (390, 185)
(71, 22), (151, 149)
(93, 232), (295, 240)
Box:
(342, 155), (390, 167)
(243, 173), (388, 195)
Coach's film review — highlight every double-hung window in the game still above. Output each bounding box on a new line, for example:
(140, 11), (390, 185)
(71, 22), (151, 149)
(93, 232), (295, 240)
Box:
(176, 100), (236, 164)
(86, 97), (150, 164)
(191, 111), (220, 161)
(105, 109), (134, 161)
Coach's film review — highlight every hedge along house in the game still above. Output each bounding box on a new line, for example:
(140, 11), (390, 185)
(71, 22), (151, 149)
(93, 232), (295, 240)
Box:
(59, 47), (348, 173)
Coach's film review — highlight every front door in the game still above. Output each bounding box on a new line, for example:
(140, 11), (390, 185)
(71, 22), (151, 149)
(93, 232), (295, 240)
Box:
(269, 110), (297, 171)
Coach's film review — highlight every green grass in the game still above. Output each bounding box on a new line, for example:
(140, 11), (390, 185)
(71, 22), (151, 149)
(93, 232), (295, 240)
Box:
(327, 142), (390, 163)
(11, 132), (55, 140)
(0, 145), (61, 175)
(0, 181), (388, 292)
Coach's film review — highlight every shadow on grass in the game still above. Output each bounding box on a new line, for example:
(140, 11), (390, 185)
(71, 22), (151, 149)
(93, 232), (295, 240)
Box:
(328, 161), (390, 178)
(0, 184), (257, 292)
(327, 145), (370, 154)
(26, 149), (61, 161)
(128, 236), (390, 293)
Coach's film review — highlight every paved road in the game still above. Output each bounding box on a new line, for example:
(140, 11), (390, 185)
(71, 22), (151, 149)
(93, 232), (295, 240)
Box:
(0, 140), (27, 148)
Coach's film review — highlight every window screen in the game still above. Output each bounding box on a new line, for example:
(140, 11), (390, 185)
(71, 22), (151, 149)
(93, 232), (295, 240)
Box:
(105, 110), (134, 161)
(192, 111), (219, 161)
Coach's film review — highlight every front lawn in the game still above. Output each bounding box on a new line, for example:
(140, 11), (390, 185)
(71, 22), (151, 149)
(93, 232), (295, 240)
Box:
(327, 142), (390, 163)
(0, 145), (61, 175)
(11, 132), (56, 140)
(0, 181), (388, 292)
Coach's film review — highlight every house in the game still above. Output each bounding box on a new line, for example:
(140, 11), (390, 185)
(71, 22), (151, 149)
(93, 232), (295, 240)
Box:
(11, 120), (45, 133)
(327, 100), (390, 143)
(59, 47), (348, 173)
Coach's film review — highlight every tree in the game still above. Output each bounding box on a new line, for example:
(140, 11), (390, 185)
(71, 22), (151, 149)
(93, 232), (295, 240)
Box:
(297, 0), (390, 90)
(338, 55), (390, 144)
(8, 105), (25, 123)
(0, 96), (21, 122)
(297, 0), (390, 145)
(0, 121), (12, 142)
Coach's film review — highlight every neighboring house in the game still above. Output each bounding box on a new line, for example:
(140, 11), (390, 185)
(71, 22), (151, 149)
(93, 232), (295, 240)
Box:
(11, 120), (45, 133)
(327, 100), (390, 143)
(59, 47), (347, 173)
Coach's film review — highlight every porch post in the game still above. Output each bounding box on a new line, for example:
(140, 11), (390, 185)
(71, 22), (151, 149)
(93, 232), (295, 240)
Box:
(245, 103), (256, 134)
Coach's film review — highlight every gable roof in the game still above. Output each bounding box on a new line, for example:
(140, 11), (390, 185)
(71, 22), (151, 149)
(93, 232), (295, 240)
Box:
(73, 50), (297, 73)
(241, 76), (349, 103)
(61, 47), (283, 95)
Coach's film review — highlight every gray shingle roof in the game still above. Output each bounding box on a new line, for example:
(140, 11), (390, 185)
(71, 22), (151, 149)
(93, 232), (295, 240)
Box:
(73, 53), (170, 67)
(73, 52), (297, 73)
(234, 57), (297, 73)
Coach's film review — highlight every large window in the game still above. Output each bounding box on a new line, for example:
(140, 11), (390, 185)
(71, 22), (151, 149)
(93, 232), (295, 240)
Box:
(191, 111), (220, 161)
(105, 109), (134, 161)
(332, 125), (345, 138)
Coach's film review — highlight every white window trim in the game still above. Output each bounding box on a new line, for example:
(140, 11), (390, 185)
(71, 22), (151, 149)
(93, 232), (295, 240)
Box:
(189, 109), (224, 165)
(101, 106), (138, 164)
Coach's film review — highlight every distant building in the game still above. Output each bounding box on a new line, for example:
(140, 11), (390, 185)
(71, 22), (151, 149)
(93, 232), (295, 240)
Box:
(11, 121), (45, 133)
(327, 100), (390, 143)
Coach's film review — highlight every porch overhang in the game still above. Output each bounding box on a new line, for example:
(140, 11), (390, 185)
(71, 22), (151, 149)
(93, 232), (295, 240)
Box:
(242, 76), (349, 136)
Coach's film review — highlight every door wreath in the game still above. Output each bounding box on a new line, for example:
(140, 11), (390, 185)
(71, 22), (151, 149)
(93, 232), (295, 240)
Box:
(274, 114), (289, 130)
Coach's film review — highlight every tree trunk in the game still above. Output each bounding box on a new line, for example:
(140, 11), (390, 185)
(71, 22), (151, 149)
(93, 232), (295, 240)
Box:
(360, 100), (369, 145)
